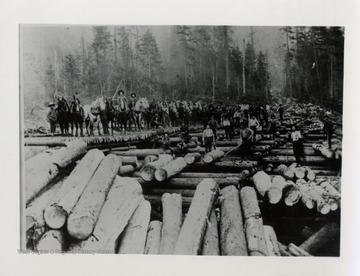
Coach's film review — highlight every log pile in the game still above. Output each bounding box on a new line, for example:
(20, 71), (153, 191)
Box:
(23, 106), (341, 256)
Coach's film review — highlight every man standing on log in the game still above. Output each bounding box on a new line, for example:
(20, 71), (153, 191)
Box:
(249, 114), (260, 143)
(203, 124), (215, 153)
(290, 125), (304, 166)
(47, 102), (57, 136)
(236, 122), (254, 161)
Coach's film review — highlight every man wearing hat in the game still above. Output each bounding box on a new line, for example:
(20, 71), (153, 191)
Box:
(117, 90), (128, 112)
(47, 102), (57, 136)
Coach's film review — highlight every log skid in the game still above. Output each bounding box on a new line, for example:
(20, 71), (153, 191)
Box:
(23, 110), (341, 256)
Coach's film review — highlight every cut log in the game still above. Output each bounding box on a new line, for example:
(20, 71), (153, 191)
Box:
(253, 171), (282, 204)
(283, 181), (302, 207)
(288, 243), (312, 256)
(25, 140), (67, 147)
(160, 193), (182, 255)
(119, 165), (136, 176)
(144, 221), (162, 255)
(270, 148), (318, 156)
(219, 186), (248, 256)
(26, 178), (65, 244)
(146, 188), (195, 197)
(144, 155), (159, 165)
(304, 167), (316, 181)
(118, 156), (138, 166)
(67, 154), (121, 240)
(155, 157), (187, 182)
(297, 180), (330, 214)
(112, 149), (171, 158)
(26, 140), (87, 204)
(184, 152), (201, 165)
(36, 230), (65, 252)
(141, 177), (238, 190)
(44, 149), (105, 229)
(75, 176), (143, 252)
(278, 242), (293, 256)
(145, 195), (193, 208)
(24, 146), (48, 160)
(318, 181), (341, 200)
(183, 160), (257, 173)
(317, 176), (341, 193)
(264, 225), (281, 256)
(201, 209), (220, 255)
(203, 149), (225, 164)
(117, 200), (151, 254)
(312, 143), (335, 159)
(263, 156), (328, 166)
(239, 186), (268, 256)
(140, 154), (173, 182)
(291, 167), (307, 179)
(275, 164), (295, 180)
(174, 179), (219, 255)
(174, 172), (245, 179)
(294, 179), (316, 209)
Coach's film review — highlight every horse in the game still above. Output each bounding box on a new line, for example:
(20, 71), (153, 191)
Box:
(104, 98), (117, 135)
(132, 97), (149, 130)
(69, 99), (85, 137)
(83, 98), (102, 136)
(114, 96), (130, 134)
(56, 98), (70, 135)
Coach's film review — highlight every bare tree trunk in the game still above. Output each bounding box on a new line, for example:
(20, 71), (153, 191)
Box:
(242, 39), (246, 95)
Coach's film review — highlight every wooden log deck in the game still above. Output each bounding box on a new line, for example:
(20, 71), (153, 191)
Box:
(23, 120), (341, 256)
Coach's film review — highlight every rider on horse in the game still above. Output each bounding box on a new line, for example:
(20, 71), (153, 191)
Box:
(117, 90), (128, 112)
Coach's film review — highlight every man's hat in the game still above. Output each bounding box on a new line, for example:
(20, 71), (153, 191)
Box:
(48, 102), (55, 107)
(131, 92), (136, 98)
(118, 90), (124, 94)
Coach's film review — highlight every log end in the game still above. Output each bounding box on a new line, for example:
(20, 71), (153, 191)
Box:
(318, 203), (331, 215)
(267, 187), (283, 204)
(36, 230), (64, 252)
(203, 155), (214, 164)
(154, 168), (167, 182)
(44, 205), (68, 230)
(67, 215), (94, 240)
(284, 189), (301, 206)
(140, 166), (156, 182)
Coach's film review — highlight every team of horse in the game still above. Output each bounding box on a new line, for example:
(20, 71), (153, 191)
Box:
(53, 96), (250, 136)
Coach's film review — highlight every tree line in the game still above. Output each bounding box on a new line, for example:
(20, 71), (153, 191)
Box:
(40, 26), (343, 109)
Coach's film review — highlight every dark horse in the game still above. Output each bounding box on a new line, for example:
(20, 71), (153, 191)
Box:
(103, 98), (116, 135)
(115, 97), (130, 134)
(69, 99), (84, 137)
(56, 98), (70, 135)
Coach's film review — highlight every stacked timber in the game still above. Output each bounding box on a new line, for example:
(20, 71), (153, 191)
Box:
(140, 154), (173, 181)
(26, 140), (87, 204)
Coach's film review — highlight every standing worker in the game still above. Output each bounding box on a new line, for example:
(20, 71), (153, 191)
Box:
(209, 115), (218, 142)
(290, 125), (304, 166)
(235, 122), (254, 162)
(47, 102), (57, 136)
(248, 114), (260, 143)
(202, 124), (215, 153)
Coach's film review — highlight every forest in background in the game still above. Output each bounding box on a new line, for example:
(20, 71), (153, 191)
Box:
(21, 25), (344, 113)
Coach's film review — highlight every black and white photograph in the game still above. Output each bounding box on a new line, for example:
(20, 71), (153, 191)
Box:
(21, 24), (343, 256)
(1, 0), (359, 275)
